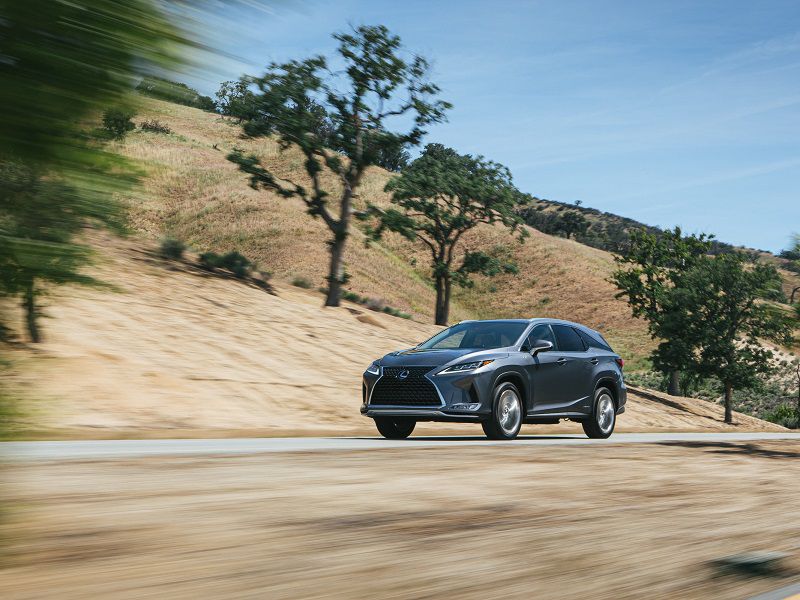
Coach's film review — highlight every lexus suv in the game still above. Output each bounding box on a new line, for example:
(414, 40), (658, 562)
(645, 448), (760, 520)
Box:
(361, 319), (626, 440)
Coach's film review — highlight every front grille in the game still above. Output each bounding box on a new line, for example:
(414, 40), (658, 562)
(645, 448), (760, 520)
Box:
(370, 367), (441, 406)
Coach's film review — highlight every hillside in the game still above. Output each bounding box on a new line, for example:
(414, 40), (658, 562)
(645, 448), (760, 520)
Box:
(117, 97), (653, 366)
(3, 234), (784, 438)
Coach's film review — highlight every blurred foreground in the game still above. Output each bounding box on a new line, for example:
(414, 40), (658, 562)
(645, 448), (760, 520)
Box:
(2, 440), (799, 599)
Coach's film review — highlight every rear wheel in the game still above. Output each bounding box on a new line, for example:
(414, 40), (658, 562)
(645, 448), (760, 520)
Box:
(482, 382), (523, 440)
(582, 387), (616, 439)
(374, 417), (416, 439)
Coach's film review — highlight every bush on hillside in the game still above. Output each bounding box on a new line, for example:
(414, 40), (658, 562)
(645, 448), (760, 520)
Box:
(764, 404), (799, 429)
(102, 108), (136, 139)
(140, 119), (172, 134)
(291, 276), (313, 289)
(199, 250), (253, 278)
(159, 237), (185, 260)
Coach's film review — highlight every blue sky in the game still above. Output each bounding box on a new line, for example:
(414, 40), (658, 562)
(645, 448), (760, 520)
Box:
(186, 0), (800, 252)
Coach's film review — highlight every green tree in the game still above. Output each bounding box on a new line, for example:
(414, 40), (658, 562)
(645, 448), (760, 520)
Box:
(611, 227), (713, 394)
(660, 253), (792, 423)
(366, 143), (527, 325)
(558, 210), (589, 239)
(0, 1), (190, 340)
(0, 162), (122, 341)
(228, 25), (450, 307)
(215, 77), (257, 122)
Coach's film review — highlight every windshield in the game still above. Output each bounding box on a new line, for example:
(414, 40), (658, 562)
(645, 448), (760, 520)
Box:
(417, 321), (528, 350)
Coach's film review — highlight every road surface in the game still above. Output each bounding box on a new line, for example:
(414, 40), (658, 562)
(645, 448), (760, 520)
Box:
(3, 431), (799, 461)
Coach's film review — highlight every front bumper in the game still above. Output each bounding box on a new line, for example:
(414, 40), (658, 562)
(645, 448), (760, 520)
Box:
(361, 365), (495, 419)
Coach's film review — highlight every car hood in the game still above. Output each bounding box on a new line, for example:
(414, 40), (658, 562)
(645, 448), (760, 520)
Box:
(379, 347), (508, 368)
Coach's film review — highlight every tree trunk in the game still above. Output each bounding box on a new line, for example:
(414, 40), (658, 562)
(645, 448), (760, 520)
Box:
(24, 278), (41, 343)
(667, 370), (680, 396)
(796, 363), (800, 428)
(324, 230), (347, 307)
(723, 382), (733, 424)
(434, 274), (448, 326)
(791, 285), (800, 305)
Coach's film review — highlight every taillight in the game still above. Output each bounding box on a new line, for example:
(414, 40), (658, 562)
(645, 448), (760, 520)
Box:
(615, 357), (624, 369)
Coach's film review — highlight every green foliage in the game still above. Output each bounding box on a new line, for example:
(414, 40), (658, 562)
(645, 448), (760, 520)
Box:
(291, 276), (314, 289)
(658, 252), (793, 422)
(159, 237), (185, 260)
(140, 119), (172, 134)
(0, 0), (192, 343)
(216, 78), (258, 122)
(0, 161), (123, 342)
(102, 108), (137, 139)
(764, 404), (799, 429)
(611, 227), (713, 379)
(136, 76), (215, 111)
(366, 143), (527, 324)
(199, 250), (253, 278)
(0, 2), (186, 167)
(228, 25), (450, 308)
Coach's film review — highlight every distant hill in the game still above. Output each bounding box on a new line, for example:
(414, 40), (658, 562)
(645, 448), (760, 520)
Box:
(519, 196), (748, 256)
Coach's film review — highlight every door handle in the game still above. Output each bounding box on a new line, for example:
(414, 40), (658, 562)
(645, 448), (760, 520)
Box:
(589, 358), (599, 365)
(556, 358), (567, 365)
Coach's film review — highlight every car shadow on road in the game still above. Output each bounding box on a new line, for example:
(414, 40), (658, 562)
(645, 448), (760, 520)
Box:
(657, 441), (800, 459)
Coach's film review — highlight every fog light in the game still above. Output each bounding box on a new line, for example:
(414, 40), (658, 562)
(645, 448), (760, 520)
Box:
(452, 403), (481, 411)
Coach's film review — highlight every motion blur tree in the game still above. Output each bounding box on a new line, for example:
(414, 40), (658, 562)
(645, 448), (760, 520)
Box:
(0, 0), (190, 341)
(365, 144), (527, 325)
(611, 227), (713, 394)
(661, 253), (792, 423)
(0, 162), (123, 341)
(228, 25), (450, 307)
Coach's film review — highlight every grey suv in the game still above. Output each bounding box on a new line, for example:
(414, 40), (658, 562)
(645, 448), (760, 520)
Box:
(361, 319), (626, 440)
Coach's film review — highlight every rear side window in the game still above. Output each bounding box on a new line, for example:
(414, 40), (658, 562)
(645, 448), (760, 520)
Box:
(552, 325), (586, 352)
(577, 328), (613, 351)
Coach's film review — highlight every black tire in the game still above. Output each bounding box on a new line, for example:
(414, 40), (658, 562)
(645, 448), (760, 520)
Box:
(482, 382), (523, 440)
(374, 417), (416, 439)
(582, 387), (616, 439)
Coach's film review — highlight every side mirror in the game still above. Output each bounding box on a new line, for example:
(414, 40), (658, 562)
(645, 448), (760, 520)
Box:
(530, 339), (553, 355)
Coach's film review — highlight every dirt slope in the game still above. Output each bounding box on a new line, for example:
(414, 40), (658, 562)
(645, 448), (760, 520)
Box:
(3, 235), (783, 438)
(117, 97), (652, 366)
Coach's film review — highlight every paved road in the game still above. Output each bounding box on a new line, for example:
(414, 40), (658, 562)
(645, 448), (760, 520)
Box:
(2, 431), (799, 461)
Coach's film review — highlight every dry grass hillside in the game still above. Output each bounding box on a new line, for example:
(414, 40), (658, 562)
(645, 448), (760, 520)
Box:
(3, 234), (784, 438)
(118, 97), (653, 366)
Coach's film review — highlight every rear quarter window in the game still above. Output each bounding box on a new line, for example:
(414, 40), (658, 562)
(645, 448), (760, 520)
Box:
(577, 328), (613, 351)
(552, 325), (586, 352)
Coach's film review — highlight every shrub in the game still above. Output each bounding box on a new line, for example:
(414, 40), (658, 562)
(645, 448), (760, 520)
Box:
(341, 290), (364, 303)
(140, 119), (172, 134)
(159, 237), (185, 260)
(199, 250), (252, 278)
(291, 276), (313, 289)
(764, 404), (799, 429)
(102, 108), (136, 139)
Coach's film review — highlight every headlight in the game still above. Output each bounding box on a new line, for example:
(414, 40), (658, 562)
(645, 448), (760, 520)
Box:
(437, 359), (494, 374)
(366, 362), (381, 376)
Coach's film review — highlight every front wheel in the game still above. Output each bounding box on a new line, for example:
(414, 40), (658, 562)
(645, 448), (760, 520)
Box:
(482, 382), (523, 440)
(374, 417), (416, 439)
(582, 387), (616, 439)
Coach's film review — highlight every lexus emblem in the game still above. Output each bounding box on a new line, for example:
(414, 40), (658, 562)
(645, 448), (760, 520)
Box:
(398, 369), (410, 380)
